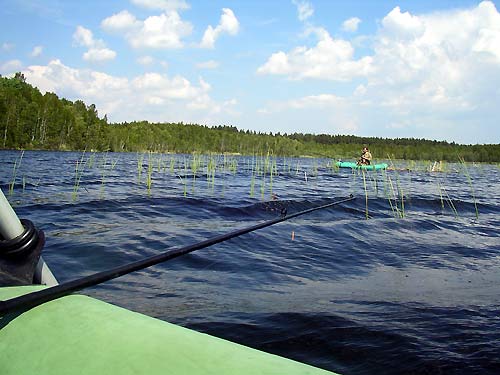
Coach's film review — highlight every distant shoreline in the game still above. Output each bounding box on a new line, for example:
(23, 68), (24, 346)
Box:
(1, 75), (499, 162)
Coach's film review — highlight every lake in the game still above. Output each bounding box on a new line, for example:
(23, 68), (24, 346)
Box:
(1, 150), (499, 374)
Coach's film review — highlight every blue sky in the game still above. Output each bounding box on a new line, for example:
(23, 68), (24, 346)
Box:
(1, 0), (499, 144)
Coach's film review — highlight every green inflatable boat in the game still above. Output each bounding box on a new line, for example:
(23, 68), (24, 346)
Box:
(336, 161), (388, 170)
(0, 286), (335, 375)
(0, 188), (340, 375)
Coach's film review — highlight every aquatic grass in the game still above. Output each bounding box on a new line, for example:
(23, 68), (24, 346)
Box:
(436, 178), (458, 218)
(384, 157), (406, 218)
(250, 168), (255, 198)
(437, 180), (445, 210)
(99, 153), (109, 199)
(459, 156), (479, 219)
(260, 170), (266, 200)
(169, 156), (175, 174)
(137, 153), (144, 183)
(396, 174), (405, 218)
(206, 154), (214, 187)
(157, 154), (163, 173)
(441, 184), (459, 218)
(209, 155), (217, 191)
(269, 165), (274, 198)
(229, 157), (238, 174)
(8, 150), (24, 195)
(87, 152), (95, 169)
(386, 173), (401, 218)
(439, 192), (444, 210)
(272, 159), (278, 177)
(263, 151), (272, 176)
(361, 169), (369, 219)
(282, 157), (288, 175)
(372, 170), (379, 196)
(191, 153), (200, 193)
(146, 151), (153, 196)
(72, 151), (87, 201)
(98, 154), (119, 199)
(180, 162), (188, 197)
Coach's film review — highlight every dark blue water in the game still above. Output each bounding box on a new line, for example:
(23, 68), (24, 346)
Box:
(1, 150), (499, 374)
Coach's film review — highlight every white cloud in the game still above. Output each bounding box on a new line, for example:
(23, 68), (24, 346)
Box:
(131, 72), (204, 100)
(83, 48), (117, 62)
(257, 27), (373, 80)
(103, 7), (238, 50)
(292, 0), (314, 22)
(364, 0), (500, 115)
(21, 59), (237, 125)
(342, 17), (361, 32)
(73, 26), (96, 48)
(137, 56), (154, 65)
(131, 0), (189, 11)
(200, 8), (239, 49)
(22, 60), (129, 99)
(196, 60), (219, 69)
(381, 6), (424, 39)
(257, 52), (289, 75)
(73, 26), (116, 62)
(0, 59), (23, 74)
(30, 45), (43, 57)
(102, 10), (192, 49)
(132, 12), (192, 48)
(101, 10), (140, 31)
(473, 27), (500, 61)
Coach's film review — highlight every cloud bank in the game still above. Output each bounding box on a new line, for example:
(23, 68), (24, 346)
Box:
(102, 10), (193, 49)
(21, 59), (237, 125)
(200, 8), (240, 49)
(73, 25), (116, 62)
(257, 1), (500, 142)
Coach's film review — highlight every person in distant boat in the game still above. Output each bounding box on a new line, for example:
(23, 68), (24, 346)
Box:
(357, 147), (372, 165)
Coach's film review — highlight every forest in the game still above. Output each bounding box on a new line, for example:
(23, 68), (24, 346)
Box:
(1, 74), (499, 162)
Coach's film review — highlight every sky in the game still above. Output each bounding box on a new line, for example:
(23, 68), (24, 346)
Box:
(1, 0), (500, 145)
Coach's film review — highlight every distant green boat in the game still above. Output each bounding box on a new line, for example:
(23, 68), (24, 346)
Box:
(336, 161), (388, 170)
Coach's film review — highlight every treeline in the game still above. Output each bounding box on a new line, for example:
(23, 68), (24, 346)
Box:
(0, 73), (107, 151)
(1, 74), (499, 162)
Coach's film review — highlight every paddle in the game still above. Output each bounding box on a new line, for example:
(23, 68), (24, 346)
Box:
(0, 195), (355, 316)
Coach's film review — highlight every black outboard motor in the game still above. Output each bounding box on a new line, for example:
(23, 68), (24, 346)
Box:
(0, 188), (45, 286)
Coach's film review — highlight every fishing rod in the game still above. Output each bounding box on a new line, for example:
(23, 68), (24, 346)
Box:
(0, 194), (355, 316)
